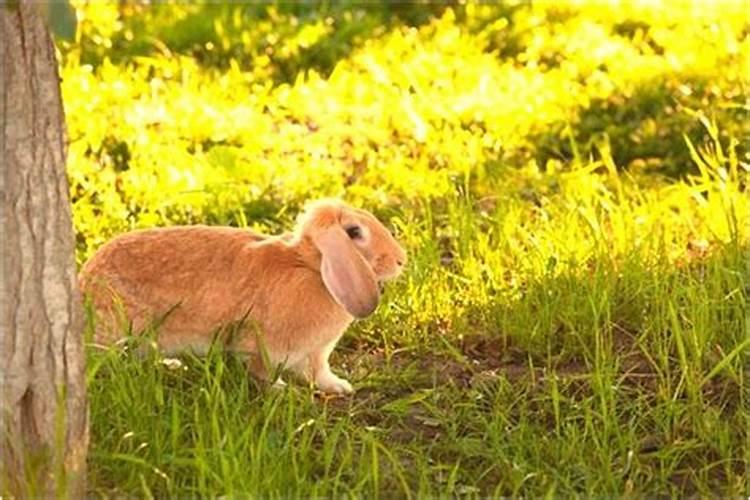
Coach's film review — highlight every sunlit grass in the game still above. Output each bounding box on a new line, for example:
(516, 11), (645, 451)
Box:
(62, 0), (748, 261)
(66, 0), (749, 496)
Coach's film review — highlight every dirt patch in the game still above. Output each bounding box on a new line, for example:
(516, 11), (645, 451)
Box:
(336, 326), (739, 416)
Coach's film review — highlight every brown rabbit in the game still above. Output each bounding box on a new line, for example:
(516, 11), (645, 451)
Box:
(79, 199), (407, 394)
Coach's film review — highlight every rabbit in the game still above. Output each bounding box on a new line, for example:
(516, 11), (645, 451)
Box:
(79, 198), (407, 394)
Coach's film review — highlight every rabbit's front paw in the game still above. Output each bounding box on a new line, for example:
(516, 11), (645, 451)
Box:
(316, 372), (353, 394)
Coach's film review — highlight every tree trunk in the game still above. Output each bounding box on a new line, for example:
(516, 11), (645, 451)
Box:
(1, 2), (88, 497)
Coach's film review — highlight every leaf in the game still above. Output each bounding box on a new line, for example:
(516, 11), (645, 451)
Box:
(45, 0), (77, 42)
(701, 337), (750, 387)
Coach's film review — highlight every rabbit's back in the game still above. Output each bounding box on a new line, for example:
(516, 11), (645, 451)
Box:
(80, 225), (269, 342)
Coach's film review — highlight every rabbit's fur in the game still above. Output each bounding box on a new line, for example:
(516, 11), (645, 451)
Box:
(80, 199), (407, 394)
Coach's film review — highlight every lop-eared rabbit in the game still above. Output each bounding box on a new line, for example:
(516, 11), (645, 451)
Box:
(80, 199), (407, 394)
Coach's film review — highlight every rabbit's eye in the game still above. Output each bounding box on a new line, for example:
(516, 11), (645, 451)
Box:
(345, 225), (362, 239)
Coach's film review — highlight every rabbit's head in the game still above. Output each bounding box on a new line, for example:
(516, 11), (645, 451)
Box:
(296, 199), (407, 319)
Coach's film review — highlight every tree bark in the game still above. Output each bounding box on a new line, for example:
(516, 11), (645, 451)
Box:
(1, 2), (88, 497)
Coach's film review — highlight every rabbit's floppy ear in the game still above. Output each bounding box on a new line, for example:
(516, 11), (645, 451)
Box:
(313, 226), (379, 318)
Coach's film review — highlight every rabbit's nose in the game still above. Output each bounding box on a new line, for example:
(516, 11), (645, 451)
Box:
(397, 259), (404, 266)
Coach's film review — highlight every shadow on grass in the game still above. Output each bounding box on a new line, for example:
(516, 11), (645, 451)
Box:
(73, 1), (460, 83)
(529, 76), (748, 177)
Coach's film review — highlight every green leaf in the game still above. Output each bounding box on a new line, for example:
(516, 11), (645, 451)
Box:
(701, 337), (750, 387)
(45, 0), (77, 42)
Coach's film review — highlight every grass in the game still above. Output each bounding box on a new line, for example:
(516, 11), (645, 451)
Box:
(85, 157), (748, 496)
(63, 1), (750, 496)
(86, 250), (748, 496)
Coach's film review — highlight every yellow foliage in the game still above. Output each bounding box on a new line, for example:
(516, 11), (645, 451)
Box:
(62, 1), (748, 265)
